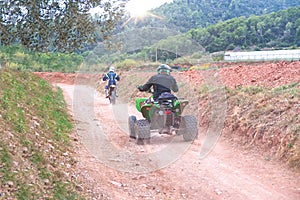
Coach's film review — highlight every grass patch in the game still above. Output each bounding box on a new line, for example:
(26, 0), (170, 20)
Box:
(0, 147), (14, 182)
(16, 185), (34, 200)
(53, 181), (85, 200)
(0, 68), (84, 199)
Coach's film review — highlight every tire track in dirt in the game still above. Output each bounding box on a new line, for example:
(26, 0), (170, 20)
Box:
(57, 83), (300, 200)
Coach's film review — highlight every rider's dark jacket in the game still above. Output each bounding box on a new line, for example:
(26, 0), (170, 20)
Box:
(102, 71), (120, 89)
(138, 73), (178, 100)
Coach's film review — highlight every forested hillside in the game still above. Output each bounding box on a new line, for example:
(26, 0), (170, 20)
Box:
(95, 6), (300, 64)
(96, 1), (300, 63)
(121, 0), (300, 32)
(188, 6), (300, 52)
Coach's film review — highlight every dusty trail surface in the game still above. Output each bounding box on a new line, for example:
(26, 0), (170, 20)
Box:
(57, 87), (299, 199)
(37, 61), (300, 199)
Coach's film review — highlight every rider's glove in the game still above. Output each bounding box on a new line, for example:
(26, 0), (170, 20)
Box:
(137, 85), (144, 91)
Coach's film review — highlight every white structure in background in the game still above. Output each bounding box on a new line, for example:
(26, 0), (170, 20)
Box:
(224, 49), (300, 61)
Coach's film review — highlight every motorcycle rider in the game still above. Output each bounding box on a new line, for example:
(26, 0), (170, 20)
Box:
(137, 64), (178, 100)
(102, 66), (120, 98)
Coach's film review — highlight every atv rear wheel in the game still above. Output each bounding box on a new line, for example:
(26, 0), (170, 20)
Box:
(180, 115), (198, 142)
(128, 115), (137, 139)
(135, 119), (151, 145)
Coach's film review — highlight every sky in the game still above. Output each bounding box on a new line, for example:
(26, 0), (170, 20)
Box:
(90, 0), (173, 17)
(125, 0), (173, 16)
(126, 0), (173, 10)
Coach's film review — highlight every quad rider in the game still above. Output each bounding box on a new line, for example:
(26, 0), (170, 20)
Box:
(102, 66), (120, 98)
(137, 64), (179, 134)
(137, 64), (178, 100)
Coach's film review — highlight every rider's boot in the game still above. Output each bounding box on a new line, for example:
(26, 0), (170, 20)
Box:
(159, 126), (171, 134)
(105, 89), (109, 98)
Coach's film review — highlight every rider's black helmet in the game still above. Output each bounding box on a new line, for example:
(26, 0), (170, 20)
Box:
(157, 64), (172, 75)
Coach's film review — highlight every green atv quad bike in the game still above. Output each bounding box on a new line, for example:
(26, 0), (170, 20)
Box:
(128, 92), (198, 145)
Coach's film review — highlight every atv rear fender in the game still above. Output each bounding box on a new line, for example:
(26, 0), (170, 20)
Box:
(135, 98), (189, 119)
(135, 98), (148, 112)
(175, 99), (189, 114)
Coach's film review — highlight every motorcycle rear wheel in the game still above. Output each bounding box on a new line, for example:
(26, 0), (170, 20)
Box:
(109, 91), (116, 104)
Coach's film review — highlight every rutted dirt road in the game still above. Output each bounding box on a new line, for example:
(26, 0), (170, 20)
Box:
(36, 61), (300, 199)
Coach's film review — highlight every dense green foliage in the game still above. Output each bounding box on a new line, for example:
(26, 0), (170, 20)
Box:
(0, 69), (84, 199)
(115, 6), (300, 59)
(0, 0), (126, 52)
(188, 6), (300, 52)
(153, 0), (300, 32)
(0, 45), (83, 72)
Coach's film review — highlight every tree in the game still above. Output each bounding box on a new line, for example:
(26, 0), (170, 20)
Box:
(0, 0), (127, 52)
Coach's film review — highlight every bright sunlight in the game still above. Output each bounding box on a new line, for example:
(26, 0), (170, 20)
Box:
(126, 0), (150, 18)
(125, 0), (172, 18)
(123, 0), (172, 25)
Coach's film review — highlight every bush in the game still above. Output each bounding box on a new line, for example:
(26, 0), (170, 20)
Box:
(116, 59), (140, 70)
(0, 45), (83, 72)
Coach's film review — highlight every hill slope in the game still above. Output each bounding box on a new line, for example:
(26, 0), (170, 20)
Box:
(0, 69), (89, 199)
(121, 0), (300, 32)
(155, 0), (300, 31)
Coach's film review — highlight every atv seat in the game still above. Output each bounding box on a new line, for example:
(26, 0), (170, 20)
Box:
(157, 92), (178, 107)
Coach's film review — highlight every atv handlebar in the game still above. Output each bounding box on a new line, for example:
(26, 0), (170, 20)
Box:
(137, 85), (153, 94)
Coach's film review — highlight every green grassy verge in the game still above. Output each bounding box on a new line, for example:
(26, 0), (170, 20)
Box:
(0, 68), (85, 199)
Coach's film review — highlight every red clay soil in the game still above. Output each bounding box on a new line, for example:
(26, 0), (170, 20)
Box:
(34, 72), (101, 85)
(35, 61), (300, 88)
(182, 61), (300, 88)
(35, 61), (300, 200)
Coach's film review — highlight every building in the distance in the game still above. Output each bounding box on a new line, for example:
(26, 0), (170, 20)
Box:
(224, 49), (300, 61)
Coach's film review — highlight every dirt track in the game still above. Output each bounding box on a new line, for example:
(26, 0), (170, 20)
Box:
(36, 61), (300, 199)
(58, 89), (299, 199)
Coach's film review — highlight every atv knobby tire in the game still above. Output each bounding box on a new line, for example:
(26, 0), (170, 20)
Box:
(135, 119), (151, 145)
(128, 115), (137, 139)
(180, 115), (198, 142)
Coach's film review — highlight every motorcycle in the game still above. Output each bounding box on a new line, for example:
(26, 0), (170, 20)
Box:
(107, 85), (117, 105)
(128, 90), (198, 145)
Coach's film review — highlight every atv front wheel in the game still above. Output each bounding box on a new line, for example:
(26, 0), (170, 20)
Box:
(180, 115), (198, 142)
(128, 115), (137, 139)
(135, 119), (151, 145)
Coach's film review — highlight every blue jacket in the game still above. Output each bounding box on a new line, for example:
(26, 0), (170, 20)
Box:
(103, 71), (120, 86)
